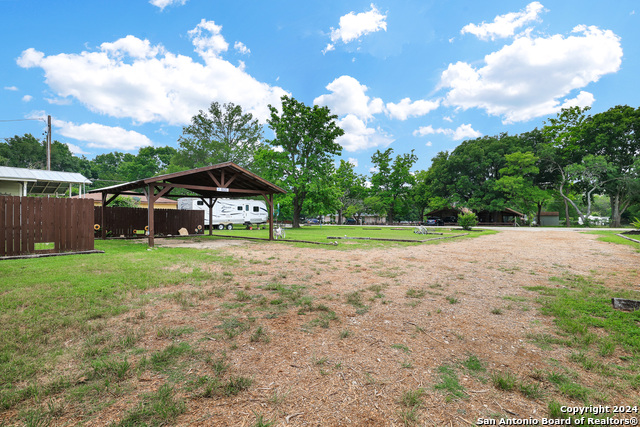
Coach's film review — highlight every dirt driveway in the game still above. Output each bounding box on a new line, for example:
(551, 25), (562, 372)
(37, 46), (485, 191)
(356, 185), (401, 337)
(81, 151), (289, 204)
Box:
(93, 230), (640, 425)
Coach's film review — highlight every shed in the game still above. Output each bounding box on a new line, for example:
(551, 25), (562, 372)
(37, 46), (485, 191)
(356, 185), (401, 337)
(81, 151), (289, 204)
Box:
(88, 162), (286, 246)
(0, 166), (91, 197)
(539, 211), (560, 226)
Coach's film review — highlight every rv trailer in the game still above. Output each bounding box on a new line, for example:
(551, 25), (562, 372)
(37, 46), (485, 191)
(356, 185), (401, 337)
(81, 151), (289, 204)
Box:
(177, 198), (268, 230)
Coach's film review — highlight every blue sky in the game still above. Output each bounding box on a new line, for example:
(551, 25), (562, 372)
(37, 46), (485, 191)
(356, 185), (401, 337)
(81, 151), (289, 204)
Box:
(1, 0), (637, 175)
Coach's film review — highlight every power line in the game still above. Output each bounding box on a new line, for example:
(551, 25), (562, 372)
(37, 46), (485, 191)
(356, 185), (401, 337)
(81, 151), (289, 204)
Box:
(0, 118), (47, 123)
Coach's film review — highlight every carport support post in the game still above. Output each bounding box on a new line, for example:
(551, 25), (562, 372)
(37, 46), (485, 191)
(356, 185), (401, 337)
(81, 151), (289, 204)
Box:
(268, 194), (274, 241)
(208, 198), (213, 235)
(101, 192), (106, 240)
(147, 184), (155, 248)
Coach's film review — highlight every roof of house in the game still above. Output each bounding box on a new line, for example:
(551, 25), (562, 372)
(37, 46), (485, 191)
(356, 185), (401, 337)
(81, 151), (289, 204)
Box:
(539, 211), (560, 216)
(0, 166), (91, 194)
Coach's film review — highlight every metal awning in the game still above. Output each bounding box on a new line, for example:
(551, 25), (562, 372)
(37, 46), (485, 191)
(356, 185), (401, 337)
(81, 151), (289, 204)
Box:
(0, 166), (91, 195)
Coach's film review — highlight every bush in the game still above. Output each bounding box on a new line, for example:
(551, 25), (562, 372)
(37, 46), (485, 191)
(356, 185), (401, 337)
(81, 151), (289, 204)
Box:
(631, 217), (640, 230)
(458, 212), (478, 231)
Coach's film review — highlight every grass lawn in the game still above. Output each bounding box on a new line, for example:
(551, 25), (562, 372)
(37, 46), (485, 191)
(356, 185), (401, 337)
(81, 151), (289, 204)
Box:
(582, 229), (640, 252)
(205, 224), (493, 248)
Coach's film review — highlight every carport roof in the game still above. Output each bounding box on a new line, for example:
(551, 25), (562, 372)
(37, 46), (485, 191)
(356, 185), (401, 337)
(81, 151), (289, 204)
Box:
(0, 166), (91, 194)
(87, 162), (286, 199)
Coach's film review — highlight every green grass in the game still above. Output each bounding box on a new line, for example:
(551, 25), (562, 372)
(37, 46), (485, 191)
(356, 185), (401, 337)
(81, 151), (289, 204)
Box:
(582, 230), (640, 251)
(433, 365), (466, 401)
(210, 225), (496, 249)
(114, 384), (185, 427)
(525, 274), (640, 355)
(0, 239), (233, 409)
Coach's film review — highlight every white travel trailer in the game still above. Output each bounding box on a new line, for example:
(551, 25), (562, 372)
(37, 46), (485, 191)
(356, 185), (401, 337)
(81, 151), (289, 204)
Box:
(177, 198), (268, 230)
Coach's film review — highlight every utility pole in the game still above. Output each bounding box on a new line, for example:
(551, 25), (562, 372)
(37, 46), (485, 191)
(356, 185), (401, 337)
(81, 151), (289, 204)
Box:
(47, 115), (51, 170)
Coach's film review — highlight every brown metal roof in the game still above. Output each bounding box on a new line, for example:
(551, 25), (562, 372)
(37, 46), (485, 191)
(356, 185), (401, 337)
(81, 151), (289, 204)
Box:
(88, 162), (285, 199)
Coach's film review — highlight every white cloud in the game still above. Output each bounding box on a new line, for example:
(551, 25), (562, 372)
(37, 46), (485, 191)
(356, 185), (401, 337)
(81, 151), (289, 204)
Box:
(322, 43), (335, 55)
(189, 19), (229, 60)
(22, 95), (32, 102)
(413, 124), (482, 141)
(16, 48), (44, 68)
(336, 114), (393, 152)
(4, 86), (18, 91)
(101, 35), (163, 59)
(54, 119), (153, 151)
(425, 141), (432, 147)
(314, 75), (383, 121)
(385, 98), (440, 121)
(17, 23), (288, 126)
(348, 158), (359, 167)
(440, 25), (622, 123)
(461, 2), (545, 41)
(46, 97), (73, 106)
(234, 41), (250, 55)
(65, 143), (89, 155)
(325, 4), (387, 52)
(149, 0), (187, 11)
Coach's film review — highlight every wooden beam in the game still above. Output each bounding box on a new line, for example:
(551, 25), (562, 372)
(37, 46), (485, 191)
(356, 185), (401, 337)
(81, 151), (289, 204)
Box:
(148, 184), (155, 248)
(224, 173), (237, 187)
(153, 182), (267, 195)
(206, 170), (222, 187)
(104, 194), (119, 207)
(152, 185), (173, 202)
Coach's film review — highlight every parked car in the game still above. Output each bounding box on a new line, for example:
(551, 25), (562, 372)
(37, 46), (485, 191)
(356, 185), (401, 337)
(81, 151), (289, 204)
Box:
(425, 217), (444, 226)
(305, 218), (320, 224)
(344, 218), (357, 225)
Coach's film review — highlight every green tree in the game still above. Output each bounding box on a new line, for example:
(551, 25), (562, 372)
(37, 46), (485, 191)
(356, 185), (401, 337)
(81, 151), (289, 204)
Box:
(335, 160), (367, 224)
(582, 105), (640, 227)
(494, 151), (551, 225)
(555, 155), (615, 226)
(541, 106), (592, 226)
(424, 133), (536, 212)
(118, 146), (177, 181)
(0, 134), (46, 169)
(370, 148), (418, 223)
(255, 95), (344, 228)
(172, 102), (264, 170)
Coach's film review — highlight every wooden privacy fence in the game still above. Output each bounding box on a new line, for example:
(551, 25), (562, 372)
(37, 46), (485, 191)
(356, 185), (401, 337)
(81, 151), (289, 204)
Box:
(94, 207), (204, 237)
(0, 196), (94, 257)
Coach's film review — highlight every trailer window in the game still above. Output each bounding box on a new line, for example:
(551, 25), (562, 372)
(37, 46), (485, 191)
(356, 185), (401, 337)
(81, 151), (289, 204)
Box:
(196, 200), (204, 206)
(237, 206), (243, 211)
(245, 205), (249, 211)
(253, 206), (259, 213)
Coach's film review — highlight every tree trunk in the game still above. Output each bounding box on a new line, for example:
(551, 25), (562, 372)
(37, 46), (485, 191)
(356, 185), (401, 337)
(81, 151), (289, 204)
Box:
(337, 208), (343, 225)
(536, 203), (543, 227)
(564, 198), (571, 227)
(610, 193), (621, 228)
(292, 197), (302, 228)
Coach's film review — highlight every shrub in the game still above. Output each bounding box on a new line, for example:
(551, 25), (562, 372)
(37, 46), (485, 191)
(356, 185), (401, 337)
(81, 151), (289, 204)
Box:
(458, 211), (478, 231)
(631, 217), (640, 230)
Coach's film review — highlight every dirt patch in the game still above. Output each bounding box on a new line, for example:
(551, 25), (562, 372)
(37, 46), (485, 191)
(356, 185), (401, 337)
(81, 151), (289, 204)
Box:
(6, 230), (639, 426)
(152, 237), (253, 249)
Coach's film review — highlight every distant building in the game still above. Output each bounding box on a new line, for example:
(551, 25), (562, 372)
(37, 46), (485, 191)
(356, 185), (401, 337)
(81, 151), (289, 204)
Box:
(73, 192), (178, 210)
(0, 166), (90, 197)
(539, 211), (560, 226)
